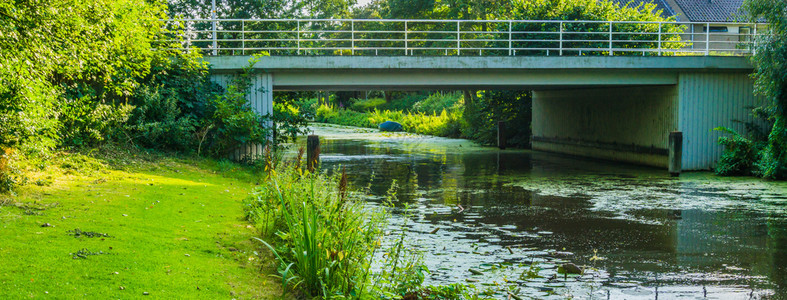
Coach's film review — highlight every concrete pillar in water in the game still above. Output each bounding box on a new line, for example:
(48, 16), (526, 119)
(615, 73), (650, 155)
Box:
(307, 135), (320, 173)
(498, 121), (507, 149)
(669, 131), (682, 177)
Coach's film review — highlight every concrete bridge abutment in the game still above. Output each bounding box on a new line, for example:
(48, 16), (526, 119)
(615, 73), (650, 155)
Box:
(532, 71), (761, 170)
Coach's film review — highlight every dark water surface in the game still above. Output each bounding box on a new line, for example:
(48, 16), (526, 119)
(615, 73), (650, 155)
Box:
(301, 124), (787, 299)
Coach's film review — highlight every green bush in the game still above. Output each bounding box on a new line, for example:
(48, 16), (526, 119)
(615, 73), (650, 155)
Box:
(125, 85), (199, 151)
(462, 90), (532, 147)
(0, 0), (167, 155)
(412, 92), (463, 115)
(350, 98), (388, 112)
(293, 97), (319, 119)
(755, 117), (787, 179)
(315, 104), (376, 128)
(715, 127), (765, 176)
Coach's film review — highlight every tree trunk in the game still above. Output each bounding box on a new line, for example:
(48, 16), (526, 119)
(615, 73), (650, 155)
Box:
(463, 90), (476, 105)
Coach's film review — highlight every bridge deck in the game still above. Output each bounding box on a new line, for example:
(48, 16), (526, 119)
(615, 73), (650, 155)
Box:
(206, 56), (752, 90)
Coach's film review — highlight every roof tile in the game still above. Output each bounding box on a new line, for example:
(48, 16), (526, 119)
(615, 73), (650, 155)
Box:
(672, 0), (746, 22)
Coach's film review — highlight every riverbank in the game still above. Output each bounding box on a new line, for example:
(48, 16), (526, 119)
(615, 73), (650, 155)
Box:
(0, 150), (282, 298)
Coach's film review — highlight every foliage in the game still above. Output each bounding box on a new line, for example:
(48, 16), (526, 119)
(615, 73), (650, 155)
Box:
(315, 104), (465, 138)
(351, 98), (388, 112)
(741, 0), (787, 179)
(412, 92), (463, 115)
(272, 93), (311, 146)
(714, 127), (765, 176)
(316, 104), (377, 128)
(0, 0), (167, 155)
(352, 0), (682, 56)
(245, 165), (386, 298)
(370, 109), (464, 137)
(124, 51), (222, 153)
(755, 117), (787, 179)
(294, 96), (320, 119)
(205, 61), (272, 157)
(462, 90), (532, 147)
(0, 147), (24, 195)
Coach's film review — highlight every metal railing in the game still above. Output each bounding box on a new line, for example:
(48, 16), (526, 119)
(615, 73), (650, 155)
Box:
(162, 19), (766, 57)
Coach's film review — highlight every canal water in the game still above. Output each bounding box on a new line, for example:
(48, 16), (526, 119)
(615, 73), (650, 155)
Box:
(302, 124), (787, 299)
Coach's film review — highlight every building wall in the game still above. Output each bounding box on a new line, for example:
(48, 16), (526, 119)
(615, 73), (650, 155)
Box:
(209, 72), (274, 160)
(532, 85), (678, 168)
(678, 72), (763, 170)
(679, 24), (763, 55)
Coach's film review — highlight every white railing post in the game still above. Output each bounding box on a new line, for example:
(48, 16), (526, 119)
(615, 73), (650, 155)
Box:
(608, 22), (613, 56)
(351, 20), (355, 55)
(241, 20), (245, 55)
(186, 22), (192, 52)
(705, 22), (710, 55)
(456, 21), (461, 55)
(658, 22), (663, 56)
(753, 23), (757, 55)
(559, 21), (563, 56)
(508, 21), (513, 56)
(297, 20), (301, 55)
(210, 0), (219, 56)
(404, 21), (408, 56)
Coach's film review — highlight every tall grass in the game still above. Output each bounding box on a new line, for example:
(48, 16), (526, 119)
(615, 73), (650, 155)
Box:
(244, 153), (490, 299)
(244, 164), (386, 297)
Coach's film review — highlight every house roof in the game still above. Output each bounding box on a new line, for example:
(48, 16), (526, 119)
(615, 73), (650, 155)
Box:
(610, 0), (676, 19)
(672, 0), (746, 22)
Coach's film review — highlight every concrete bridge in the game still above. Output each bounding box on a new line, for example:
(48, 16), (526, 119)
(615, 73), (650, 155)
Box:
(184, 18), (763, 171)
(206, 55), (758, 171)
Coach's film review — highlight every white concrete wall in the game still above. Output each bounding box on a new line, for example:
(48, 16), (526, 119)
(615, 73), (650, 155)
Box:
(210, 72), (274, 161)
(532, 86), (678, 168)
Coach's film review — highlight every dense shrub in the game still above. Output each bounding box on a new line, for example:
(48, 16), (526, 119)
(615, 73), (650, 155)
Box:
(350, 98), (388, 112)
(462, 90), (532, 147)
(412, 92), (463, 115)
(0, 0), (167, 155)
(369, 109), (464, 137)
(315, 104), (376, 128)
(742, 0), (787, 180)
(715, 127), (765, 176)
(755, 118), (787, 179)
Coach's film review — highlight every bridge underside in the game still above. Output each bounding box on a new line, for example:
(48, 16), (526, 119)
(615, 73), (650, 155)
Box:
(207, 56), (759, 171)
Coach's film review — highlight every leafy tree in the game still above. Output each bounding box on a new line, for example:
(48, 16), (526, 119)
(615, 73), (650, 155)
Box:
(0, 0), (167, 154)
(742, 0), (787, 179)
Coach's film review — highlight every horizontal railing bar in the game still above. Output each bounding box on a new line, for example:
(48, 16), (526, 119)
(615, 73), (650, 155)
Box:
(174, 18), (762, 26)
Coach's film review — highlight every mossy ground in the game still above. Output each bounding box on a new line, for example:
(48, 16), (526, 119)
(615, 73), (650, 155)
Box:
(0, 149), (282, 298)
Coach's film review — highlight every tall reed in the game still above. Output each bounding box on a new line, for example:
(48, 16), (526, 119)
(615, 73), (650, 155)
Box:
(245, 165), (386, 298)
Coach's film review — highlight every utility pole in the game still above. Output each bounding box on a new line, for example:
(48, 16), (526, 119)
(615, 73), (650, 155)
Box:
(212, 0), (217, 56)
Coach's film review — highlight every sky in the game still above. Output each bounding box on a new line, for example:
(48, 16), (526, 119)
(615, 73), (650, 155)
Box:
(355, 0), (373, 7)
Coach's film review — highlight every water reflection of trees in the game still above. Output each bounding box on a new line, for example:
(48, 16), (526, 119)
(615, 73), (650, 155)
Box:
(321, 137), (787, 294)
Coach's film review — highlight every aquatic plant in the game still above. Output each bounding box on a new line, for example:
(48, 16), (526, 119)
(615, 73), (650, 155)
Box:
(245, 165), (387, 298)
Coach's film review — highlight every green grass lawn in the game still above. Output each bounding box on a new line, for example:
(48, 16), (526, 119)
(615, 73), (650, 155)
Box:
(0, 151), (281, 298)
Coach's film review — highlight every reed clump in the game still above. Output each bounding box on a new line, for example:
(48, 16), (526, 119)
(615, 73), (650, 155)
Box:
(244, 162), (387, 298)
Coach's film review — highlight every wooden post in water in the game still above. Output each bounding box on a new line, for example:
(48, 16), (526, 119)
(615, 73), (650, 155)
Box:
(307, 135), (320, 173)
(498, 121), (507, 149)
(668, 131), (682, 177)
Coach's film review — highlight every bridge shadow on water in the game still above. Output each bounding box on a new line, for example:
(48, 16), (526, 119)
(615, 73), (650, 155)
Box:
(298, 124), (787, 299)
